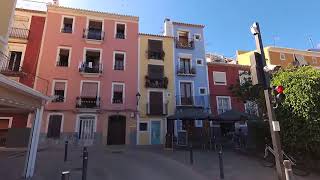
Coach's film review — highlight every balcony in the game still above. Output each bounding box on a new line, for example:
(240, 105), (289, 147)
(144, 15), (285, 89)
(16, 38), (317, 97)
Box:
(61, 27), (73, 33)
(116, 33), (126, 39)
(79, 62), (103, 74)
(145, 76), (168, 89)
(112, 97), (123, 104)
(175, 38), (194, 49)
(147, 50), (165, 60)
(0, 51), (23, 77)
(9, 27), (29, 40)
(217, 108), (231, 115)
(146, 102), (168, 115)
(76, 96), (100, 109)
(176, 66), (196, 76)
(176, 95), (209, 107)
(83, 29), (104, 41)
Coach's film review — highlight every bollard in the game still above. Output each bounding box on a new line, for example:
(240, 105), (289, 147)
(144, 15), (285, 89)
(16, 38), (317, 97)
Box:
(218, 150), (224, 179)
(82, 147), (88, 180)
(61, 171), (70, 180)
(64, 141), (68, 162)
(189, 144), (194, 165)
(283, 160), (294, 180)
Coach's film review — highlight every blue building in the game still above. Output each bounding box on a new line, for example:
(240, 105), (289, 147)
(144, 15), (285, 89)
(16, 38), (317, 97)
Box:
(164, 19), (210, 147)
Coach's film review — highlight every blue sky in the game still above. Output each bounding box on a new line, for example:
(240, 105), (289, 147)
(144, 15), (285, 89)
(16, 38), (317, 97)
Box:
(18, 0), (320, 58)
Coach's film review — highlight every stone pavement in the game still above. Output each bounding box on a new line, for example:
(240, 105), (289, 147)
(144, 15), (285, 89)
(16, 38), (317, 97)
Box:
(0, 145), (319, 180)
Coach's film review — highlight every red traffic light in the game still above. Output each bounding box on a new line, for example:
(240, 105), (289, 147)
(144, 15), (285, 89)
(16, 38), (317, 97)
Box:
(275, 85), (284, 94)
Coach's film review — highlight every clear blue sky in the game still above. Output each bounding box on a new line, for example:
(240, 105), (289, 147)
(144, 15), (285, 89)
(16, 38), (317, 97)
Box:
(18, 0), (320, 58)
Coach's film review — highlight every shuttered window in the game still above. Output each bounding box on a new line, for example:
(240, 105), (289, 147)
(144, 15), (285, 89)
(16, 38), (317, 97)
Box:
(213, 71), (227, 85)
(148, 65), (164, 79)
(112, 83), (124, 104)
(47, 115), (62, 138)
(53, 81), (66, 102)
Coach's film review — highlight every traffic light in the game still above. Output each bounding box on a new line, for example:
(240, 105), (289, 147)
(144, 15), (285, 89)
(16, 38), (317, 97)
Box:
(273, 85), (285, 103)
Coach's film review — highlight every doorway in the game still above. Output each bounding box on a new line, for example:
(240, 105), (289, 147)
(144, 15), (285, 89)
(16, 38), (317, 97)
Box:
(151, 121), (161, 144)
(107, 115), (126, 145)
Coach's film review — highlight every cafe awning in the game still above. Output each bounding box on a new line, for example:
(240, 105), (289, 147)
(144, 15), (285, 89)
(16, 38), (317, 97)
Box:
(209, 109), (254, 122)
(167, 106), (210, 120)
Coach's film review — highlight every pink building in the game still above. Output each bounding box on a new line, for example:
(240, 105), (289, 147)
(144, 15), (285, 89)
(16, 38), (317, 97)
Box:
(35, 5), (139, 145)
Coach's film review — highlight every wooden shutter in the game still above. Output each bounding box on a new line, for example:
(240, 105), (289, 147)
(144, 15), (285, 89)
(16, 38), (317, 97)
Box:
(148, 65), (164, 79)
(81, 82), (98, 97)
(149, 92), (163, 115)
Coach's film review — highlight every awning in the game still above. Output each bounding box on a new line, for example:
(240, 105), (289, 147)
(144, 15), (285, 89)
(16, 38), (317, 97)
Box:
(167, 106), (210, 120)
(209, 109), (255, 122)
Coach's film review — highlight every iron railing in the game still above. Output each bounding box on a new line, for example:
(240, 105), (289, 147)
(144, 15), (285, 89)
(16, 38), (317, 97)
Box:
(115, 33), (125, 39)
(176, 66), (196, 76)
(146, 102), (168, 115)
(145, 76), (168, 89)
(217, 108), (231, 115)
(83, 29), (104, 41)
(146, 50), (165, 60)
(0, 51), (23, 75)
(175, 37), (194, 49)
(76, 96), (100, 108)
(9, 27), (29, 39)
(112, 97), (123, 104)
(79, 62), (103, 74)
(176, 95), (210, 107)
(61, 27), (72, 33)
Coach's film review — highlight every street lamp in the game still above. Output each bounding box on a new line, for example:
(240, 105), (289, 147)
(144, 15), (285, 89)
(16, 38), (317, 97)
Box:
(136, 92), (141, 106)
(250, 22), (285, 180)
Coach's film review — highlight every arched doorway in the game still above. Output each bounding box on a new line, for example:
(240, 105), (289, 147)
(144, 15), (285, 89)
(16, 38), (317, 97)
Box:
(107, 115), (126, 145)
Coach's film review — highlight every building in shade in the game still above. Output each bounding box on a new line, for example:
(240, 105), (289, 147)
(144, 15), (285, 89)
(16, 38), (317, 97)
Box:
(137, 33), (175, 145)
(237, 46), (320, 68)
(164, 19), (210, 147)
(35, 5), (139, 145)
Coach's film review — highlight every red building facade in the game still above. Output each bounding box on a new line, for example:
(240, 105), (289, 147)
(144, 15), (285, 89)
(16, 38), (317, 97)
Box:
(207, 62), (250, 115)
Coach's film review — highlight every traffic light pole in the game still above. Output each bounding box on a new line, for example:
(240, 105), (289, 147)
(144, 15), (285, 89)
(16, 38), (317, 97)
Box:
(251, 22), (285, 180)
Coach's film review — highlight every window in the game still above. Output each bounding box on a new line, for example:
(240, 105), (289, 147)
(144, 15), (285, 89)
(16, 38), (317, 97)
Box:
(79, 49), (102, 73)
(148, 91), (164, 115)
(52, 81), (67, 103)
(196, 59), (203, 65)
(139, 122), (148, 131)
(194, 34), (201, 41)
(114, 52), (125, 70)
(57, 48), (70, 67)
(78, 81), (99, 108)
(213, 71), (227, 85)
(112, 83), (124, 104)
(199, 88), (206, 95)
(179, 58), (193, 74)
(180, 82), (193, 105)
(148, 65), (164, 79)
(61, 17), (74, 33)
(115, 23), (126, 39)
(148, 40), (164, 60)
(195, 120), (203, 127)
(280, 53), (286, 60)
(216, 96), (231, 114)
(244, 101), (259, 116)
(239, 70), (251, 85)
(8, 51), (22, 72)
(85, 20), (103, 40)
(47, 114), (62, 138)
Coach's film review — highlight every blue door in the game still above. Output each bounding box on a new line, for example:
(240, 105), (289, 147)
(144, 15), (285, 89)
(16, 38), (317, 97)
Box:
(151, 121), (161, 144)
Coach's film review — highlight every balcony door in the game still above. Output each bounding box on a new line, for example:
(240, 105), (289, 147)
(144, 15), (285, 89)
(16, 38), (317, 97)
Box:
(80, 82), (99, 108)
(178, 31), (189, 44)
(149, 91), (163, 115)
(180, 82), (193, 105)
(78, 115), (96, 143)
(9, 51), (22, 71)
(179, 58), (191, 74)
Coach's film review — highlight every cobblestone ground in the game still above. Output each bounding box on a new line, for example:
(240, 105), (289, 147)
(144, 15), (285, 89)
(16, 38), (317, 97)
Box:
(0, 145), (319, 180)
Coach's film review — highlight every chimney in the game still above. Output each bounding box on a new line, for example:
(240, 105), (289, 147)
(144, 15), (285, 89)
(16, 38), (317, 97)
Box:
(164, 18), (173, 36)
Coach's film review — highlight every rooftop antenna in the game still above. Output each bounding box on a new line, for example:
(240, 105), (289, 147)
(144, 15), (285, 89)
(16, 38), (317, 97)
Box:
(308, 35), (315, 49)
(273, 36), (279, 47)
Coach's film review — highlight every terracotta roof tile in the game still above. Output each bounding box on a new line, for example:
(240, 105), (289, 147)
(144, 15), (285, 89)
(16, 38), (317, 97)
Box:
(172, 21), (205, 28)
(139, 33), (174, 38)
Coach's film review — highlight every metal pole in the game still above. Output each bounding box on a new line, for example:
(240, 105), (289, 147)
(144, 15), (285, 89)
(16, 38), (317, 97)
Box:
(252, 22), (285, 180)
(189, 142), (193, 165)
(64, 141), (68, 162)
(61, 171), (70, 180)
(283, 160), (294, 180)
(82, 147), (88, 180)
(218, 150), (224, 179)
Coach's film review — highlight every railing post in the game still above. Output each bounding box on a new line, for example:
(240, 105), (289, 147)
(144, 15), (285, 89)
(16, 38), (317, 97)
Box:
(64, 141), (68, 162)
(189, 143), (193, 165)
(218, 149), (225, 179)
(283, 160), (293, 180)
(82, 147), (88, 180)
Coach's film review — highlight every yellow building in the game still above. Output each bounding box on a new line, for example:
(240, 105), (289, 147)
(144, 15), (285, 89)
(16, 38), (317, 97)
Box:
(0, 0), (17, 52)
(237, 46), (320, 67)
(137, 33), (175, 145)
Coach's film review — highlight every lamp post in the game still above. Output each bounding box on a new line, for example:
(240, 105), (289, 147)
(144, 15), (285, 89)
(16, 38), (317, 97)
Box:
(250, 22), (285, 180)
(136, 92), (141, 106)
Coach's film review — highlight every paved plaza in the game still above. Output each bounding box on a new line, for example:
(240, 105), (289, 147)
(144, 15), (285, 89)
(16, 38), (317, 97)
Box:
(0, 145), (319, 180)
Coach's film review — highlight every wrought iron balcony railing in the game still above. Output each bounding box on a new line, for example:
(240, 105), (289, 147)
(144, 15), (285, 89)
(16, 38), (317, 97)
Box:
(116, 33), (125, 39)
(79, 62), (103, 74)
(147, 50), (165, 60)
(61, 27), (73, 33)
(112, 97), (123, 104)
(175, 38), (194, 49)
(9, 27), (29, 39)
(0, 51), (23, 76)
(146, 102), (168, 115)
(83, 29), (104, 41)
(176, 95), (210, 107)
(76, 96), (100, 108)
(145, 76), (168, 89)
(176, 66), (196, 76)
